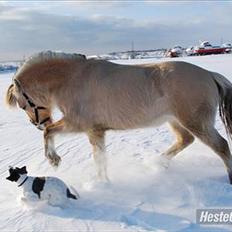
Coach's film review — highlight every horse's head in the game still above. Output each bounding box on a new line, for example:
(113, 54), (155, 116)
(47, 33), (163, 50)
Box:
(5, 80), (52, 130)
(23, 104), (52, 130)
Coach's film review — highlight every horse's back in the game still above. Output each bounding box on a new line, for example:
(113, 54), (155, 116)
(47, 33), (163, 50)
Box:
(64, 59), (219, 130)
(157, 61), (219, 123)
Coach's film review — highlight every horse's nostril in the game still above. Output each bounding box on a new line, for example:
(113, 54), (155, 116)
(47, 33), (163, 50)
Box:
(30, 119), (37, 126)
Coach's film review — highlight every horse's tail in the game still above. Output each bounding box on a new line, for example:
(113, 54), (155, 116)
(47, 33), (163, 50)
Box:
(5, 84), (17, 108)
(212, 72), (232, 140)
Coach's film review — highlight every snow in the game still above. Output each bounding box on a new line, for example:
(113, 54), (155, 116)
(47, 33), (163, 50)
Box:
(1, 54), (232, 231)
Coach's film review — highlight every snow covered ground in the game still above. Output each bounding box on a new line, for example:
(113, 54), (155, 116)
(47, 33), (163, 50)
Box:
(1, 54), (232, 231)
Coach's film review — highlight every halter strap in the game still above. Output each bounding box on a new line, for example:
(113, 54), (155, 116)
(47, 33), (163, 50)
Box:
(39, 117), (51, 125)
(23, 93), (50, 127)
(16, 83), (51, 128)
(18, 176), (28, 187)
(22, 92), (35, 107)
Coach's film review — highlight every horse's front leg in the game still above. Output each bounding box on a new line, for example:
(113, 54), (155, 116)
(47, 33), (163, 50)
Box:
(87, 128), (109, 182)
(44, 119), (65, 167)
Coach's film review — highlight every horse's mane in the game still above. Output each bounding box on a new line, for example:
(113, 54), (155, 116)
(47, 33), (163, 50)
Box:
(28, 51), (86, 63)
(16, 51), (86, 77)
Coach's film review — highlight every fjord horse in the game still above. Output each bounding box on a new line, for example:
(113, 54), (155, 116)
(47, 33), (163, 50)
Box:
(5, 51), (232, 183)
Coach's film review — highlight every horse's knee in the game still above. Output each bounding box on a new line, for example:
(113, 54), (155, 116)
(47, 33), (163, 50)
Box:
(182, 133), (194, 146)
(44, 124), (55, 140)
(44, 119), (66, 140)
(170, 121), (194, 146)
(88, 127), (105, 147)
(44, 127), (50, 139)
(216, 137), (230, 156)
(193, 128), (232, 166)
(206, 132), (230, 159)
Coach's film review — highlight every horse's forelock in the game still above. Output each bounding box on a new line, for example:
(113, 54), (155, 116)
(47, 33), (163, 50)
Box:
(5, 84), (17, 108)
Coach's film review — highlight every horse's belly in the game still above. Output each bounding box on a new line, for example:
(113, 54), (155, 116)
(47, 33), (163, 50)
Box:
(108, 97), (174, 130)
(108, 113), (175, 130)
(144, 98), (175, 127)
(149, 114), (175, 127)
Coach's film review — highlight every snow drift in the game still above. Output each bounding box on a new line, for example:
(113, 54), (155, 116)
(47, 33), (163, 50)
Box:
(1, 54), (232, 231)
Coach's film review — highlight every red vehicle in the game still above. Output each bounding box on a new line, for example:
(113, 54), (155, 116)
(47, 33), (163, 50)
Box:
(194, 41), (226, 55)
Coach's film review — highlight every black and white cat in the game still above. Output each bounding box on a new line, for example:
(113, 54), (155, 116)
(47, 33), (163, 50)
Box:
(6, 166), (79, 207)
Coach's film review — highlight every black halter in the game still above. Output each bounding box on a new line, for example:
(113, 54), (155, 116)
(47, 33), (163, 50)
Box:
(14, 79), (51, 129)
(22, 92), (51, 128)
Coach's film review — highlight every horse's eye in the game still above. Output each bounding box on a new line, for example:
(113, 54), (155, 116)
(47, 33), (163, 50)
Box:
(22, 106), (27, 110)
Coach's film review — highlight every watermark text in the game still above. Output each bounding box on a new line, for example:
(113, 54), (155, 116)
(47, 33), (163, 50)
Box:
(196, 209), (232, 224)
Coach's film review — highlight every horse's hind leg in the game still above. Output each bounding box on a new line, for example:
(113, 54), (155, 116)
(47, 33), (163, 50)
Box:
(181, 121), (232, 184)
(162, 121), (194, 159)
(87, 128), (109, 182)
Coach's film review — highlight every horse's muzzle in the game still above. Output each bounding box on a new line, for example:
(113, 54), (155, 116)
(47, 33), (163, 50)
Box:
(37, 124), (45, 131)
(29, 117), (52, 131)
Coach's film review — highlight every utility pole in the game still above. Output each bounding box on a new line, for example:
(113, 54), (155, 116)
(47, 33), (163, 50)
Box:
(131, 40), (135, 59)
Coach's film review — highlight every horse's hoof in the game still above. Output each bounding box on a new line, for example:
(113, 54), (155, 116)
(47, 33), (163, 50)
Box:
(21, 197), (27, 202)
(156, 155), (170, 169)
(51, 157), (61, 167)
(98, 176), (110, 184)
(83, 177), (111, 191)
(47, 152), (61, 167)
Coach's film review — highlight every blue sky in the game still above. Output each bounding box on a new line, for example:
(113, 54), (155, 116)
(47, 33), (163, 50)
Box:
(0, 1), (232, 61)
